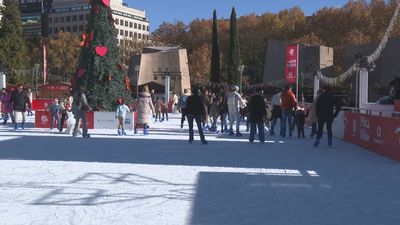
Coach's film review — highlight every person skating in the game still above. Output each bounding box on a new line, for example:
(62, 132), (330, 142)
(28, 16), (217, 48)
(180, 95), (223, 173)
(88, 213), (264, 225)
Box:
(115, 97), (130, 135)
(186, 87), (207, 144)
(227, 85), (246, 136)
(248, 88), (267, 143)
(314, 86), (341, 147)
(280, 85), (297, 138)
(270, 90), (282, 136)
(72, 86), (92, 138)
(134, 85), (155, 135)
(10, 85), (31, 130)
(178, 89), (189, 128)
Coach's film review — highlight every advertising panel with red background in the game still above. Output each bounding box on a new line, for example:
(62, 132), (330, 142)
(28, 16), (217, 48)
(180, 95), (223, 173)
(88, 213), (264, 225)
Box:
(344, 112), (400, 161)
(35, 111), (94, 129)
(284, 44), (298, 84)
(32, 99), (53, 111)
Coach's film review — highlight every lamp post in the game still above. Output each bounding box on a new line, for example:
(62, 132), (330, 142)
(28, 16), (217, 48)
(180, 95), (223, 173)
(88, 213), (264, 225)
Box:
(134, 65), (140, 98)
(239, 65), (245, 93)
(153, 69), (181, 101)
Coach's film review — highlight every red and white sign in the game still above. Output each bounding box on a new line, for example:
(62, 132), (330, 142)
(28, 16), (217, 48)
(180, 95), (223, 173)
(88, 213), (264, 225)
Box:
(93, 112), (136, 129)
(284, 44), (298, 84)
(32, 99), (53, 111)
(35, 111), (94, 129)
(394, 100), (400, 112)
(344, 112), (400, 161)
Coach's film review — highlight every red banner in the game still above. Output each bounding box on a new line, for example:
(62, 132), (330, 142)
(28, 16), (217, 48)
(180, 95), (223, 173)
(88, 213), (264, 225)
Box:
(344, 112), (400, 161)
(43, 45), (47, 85)
(284, 44), (298, 84)
(35, 111), (94, 129)
(32, 99), (53, 111)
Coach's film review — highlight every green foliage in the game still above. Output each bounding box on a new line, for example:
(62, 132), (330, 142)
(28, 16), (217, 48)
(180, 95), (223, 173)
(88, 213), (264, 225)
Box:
(210, 10), (221, 84)
(75, 0), (132, 111)
(227, 7), (241, 85)
(0, 0), (29, 84)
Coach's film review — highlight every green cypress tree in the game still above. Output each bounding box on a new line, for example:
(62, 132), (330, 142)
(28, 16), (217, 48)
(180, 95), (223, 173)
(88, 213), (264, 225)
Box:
(0, 0), (29, 84)
(227, 7), (241, 85)
(210, 9), (220, 84)
(75, 0), (132, 111)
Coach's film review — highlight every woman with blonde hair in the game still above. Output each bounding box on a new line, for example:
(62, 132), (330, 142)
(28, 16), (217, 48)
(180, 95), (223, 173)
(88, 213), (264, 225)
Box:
(134, 85), (155, 135)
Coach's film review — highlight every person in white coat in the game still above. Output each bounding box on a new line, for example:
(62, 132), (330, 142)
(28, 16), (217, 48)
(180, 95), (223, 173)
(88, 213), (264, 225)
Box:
(227, 85), (246, 136)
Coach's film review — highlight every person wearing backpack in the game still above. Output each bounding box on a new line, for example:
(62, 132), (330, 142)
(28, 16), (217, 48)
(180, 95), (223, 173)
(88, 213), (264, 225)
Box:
(178, 89), (189, 128)
(72, 86), (92, 138)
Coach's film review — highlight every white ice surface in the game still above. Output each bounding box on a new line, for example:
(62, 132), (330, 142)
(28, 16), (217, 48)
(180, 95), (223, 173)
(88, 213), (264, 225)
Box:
(0, 114), (400, 225)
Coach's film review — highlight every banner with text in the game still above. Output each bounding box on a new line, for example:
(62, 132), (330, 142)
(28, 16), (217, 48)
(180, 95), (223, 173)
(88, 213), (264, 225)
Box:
(344, 112), (400, 161)
(284, 44), (298, 84)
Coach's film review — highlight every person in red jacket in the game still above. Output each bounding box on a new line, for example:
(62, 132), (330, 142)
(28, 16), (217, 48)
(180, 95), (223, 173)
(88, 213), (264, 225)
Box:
(280, 85), (297, 137)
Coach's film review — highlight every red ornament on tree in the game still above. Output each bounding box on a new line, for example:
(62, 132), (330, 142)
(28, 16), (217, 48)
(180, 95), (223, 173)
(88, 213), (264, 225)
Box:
(101, 0), (110, 7)
(92, 5), (100, 13)
(77, 68), (86, 78)
(95, 46), (108, 56)
(80, 32), (94, 47)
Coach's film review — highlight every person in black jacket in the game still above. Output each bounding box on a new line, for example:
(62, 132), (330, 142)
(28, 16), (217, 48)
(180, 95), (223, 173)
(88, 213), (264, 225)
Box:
(11, 85), (31, 130)
(314, 86), (341, 147)
(248, 88), (267, 143)
(186, 87), (207, 144)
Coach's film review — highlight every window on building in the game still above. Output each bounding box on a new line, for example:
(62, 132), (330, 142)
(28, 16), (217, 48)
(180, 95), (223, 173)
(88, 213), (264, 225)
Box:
(115, 19), (119, 25)
(48, 28), (52, 34)
(120, 30), (123, 35)
(73, 26), (77, 32)
(125, 21), (128, 27)
(147, 26), (149, 31)
(54, 27), (58, 33)
(55, 17), (59, 23)
(138, 24), (141, 30)
(129, 22), (133, 28)
(79, 25), (84, 31)
(138, 33), (141, 39)
(66, 26), (71, 32)
(60, 16), (64, 23)
(85, 14), (89, 21)
(125, 30), (128, 36)
(72, 15), (77, 22)
(66, 16), (71, 22)
(143, 25), (146, 31)
(134, 32), (137, 38)
(120, 39), (123, 45)
(134, 23), (137, 29)
(120, 19), (124, 26)
(129, 31), (132, 37)
(49, 18), (52, 24)
(79, 15), (84, 21)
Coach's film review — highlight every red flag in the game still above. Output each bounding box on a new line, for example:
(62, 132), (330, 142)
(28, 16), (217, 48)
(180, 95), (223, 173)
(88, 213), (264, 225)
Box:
(284, 44), (298, 84)
(43, 45), (47, 85)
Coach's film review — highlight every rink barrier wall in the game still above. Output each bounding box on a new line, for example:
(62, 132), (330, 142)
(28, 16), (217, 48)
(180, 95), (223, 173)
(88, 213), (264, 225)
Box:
(35, 111), (137, 130)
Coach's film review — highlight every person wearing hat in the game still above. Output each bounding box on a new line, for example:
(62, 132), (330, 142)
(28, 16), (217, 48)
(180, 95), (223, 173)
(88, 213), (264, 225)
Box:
(10, 84), (31, 130)
(227, 85), (247, 136)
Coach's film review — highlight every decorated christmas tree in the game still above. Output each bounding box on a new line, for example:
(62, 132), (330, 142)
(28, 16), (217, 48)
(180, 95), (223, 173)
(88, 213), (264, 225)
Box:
(75, 0), (132, 111)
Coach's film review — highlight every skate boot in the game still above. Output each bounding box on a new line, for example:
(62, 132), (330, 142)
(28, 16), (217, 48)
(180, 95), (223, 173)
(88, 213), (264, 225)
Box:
(118, 128), (122, 136)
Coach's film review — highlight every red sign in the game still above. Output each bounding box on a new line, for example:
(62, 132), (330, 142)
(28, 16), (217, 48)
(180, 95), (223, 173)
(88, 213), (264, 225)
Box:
(32, 99), (53, 111)
(35, 111), (94, 129)
(284, 44), (298, 84)
(344, 112), (400, 161)
(395, 100), (400, 112)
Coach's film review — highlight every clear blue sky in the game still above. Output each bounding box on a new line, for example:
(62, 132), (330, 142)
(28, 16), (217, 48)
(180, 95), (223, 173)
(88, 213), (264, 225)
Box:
(125, 0), (352, 32)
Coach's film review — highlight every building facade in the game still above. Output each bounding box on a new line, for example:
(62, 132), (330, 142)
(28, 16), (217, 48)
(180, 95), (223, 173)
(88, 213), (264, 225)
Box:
(18, 0), (150, 43)
(48, 0), (150, 43)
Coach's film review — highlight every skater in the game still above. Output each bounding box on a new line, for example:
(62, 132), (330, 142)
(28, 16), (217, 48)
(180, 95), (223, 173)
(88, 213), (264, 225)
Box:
(134, 85), (155, 135)
(154, 97), (162, 122)
(115, 97), (130, 135)
(227, 85), (246, 136)
(294, 105), (309, 138)
(280, 85), (297, 138)
(178, 89), (189, 128)
(72, 86), (92, 138)
(47, 98), (60, 130)
(1, 89), (15, 125)
(162, 97), (169, 121)
(270, 90), (282, 136)
(309, 89), (322, 138)
(314, 86), (341, 147)
(186, 87), (207, 144)
(11, 85), (31, 130)
(248, 88), (267, 143)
